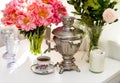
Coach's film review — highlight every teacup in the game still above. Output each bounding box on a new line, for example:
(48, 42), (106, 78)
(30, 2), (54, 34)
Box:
(37, 56), (50, 70)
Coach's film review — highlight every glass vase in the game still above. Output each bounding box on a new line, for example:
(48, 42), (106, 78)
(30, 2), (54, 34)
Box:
(89, 46), (105, 73)
(28, 34), (44, 55)
(20, 26), (45, 55)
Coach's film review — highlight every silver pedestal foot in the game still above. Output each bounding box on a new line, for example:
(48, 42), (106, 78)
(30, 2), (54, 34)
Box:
(74, 65), (80, 72)
(59, 64), (64, 74)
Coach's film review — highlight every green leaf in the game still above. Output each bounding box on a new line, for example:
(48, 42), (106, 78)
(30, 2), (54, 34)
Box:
(87, 0), (100, 10)
(108, 1), (117, 8)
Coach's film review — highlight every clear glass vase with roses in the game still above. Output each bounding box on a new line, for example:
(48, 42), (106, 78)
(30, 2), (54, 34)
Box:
(1, 0), (68, 55)
(67, 0), (118, 52)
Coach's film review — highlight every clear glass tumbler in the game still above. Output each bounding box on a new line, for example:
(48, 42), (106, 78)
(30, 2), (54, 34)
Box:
(1, 29), (19, 59)
(6, 36), (19, 69)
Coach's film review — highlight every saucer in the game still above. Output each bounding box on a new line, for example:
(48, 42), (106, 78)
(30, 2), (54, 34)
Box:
(31, 64), (55, 75)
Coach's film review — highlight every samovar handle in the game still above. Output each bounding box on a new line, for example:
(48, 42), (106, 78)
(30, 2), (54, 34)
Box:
(44, 27), (57, 53)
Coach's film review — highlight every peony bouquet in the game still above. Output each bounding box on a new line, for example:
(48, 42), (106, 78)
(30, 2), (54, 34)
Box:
(1, 0), (68, 55)
(67, 0), (118, 51)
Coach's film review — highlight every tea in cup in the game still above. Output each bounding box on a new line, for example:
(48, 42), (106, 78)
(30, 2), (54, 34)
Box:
(37, 56), (50, 70)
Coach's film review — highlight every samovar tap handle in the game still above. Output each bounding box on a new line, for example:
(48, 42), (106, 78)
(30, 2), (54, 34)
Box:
(44, 40), (57, 53)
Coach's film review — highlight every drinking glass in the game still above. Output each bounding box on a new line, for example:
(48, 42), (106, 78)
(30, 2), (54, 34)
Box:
(1, 29), (19, 59)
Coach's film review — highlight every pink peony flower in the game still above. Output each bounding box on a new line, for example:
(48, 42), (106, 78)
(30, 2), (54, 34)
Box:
(30, 4), (53, 26)
(102, 8), (117, 23)
(1, 4), (13, 24)
(52, 0), (68, 25)
(16, 14), (36, 31)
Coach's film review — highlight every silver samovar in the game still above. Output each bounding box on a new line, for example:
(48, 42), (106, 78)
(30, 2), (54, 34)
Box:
(52, 16), (83, 74)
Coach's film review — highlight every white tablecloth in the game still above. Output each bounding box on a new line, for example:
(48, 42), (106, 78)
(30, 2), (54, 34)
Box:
(0, 40), (120, 83)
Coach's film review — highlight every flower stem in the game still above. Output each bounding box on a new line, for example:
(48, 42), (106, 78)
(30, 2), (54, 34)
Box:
(20, 26), (45, 55)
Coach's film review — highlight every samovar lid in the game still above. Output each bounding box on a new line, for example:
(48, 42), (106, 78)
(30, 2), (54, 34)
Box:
(53, 16), (79, 39)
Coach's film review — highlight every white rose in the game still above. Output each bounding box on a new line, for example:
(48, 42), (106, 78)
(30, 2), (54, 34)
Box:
(102, 8), (117, 23)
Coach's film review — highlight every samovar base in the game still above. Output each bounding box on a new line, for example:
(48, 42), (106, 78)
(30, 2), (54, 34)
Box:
(59, 64), (80, 74)
(58, 57), (80, 74)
